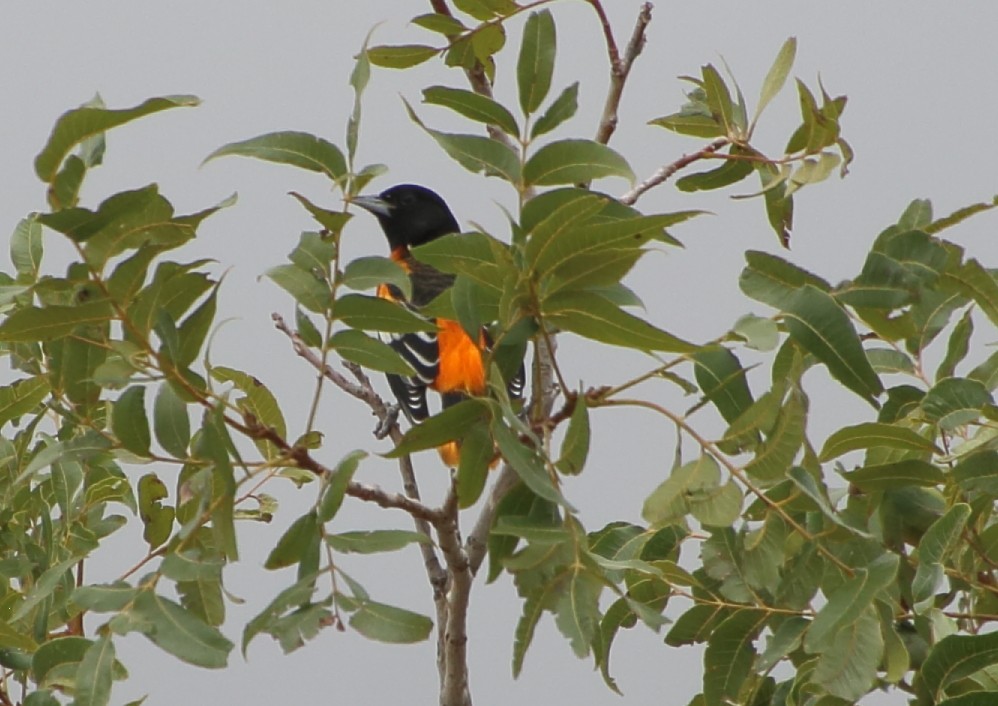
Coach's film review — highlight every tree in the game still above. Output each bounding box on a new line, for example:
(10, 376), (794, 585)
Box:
(1, 2), (997, 705)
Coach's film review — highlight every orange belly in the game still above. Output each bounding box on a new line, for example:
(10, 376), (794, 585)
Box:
(433, 319), (486, 395)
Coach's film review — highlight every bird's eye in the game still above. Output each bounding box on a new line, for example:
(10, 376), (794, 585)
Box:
(399, 193), (416, 206)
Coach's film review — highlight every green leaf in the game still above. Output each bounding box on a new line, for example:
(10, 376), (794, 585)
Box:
(804, 554), (898, 652)
(531, 82), (579, 138)
(699, 64), (734, 133)
(921, 631), (998, 702)
(456, 421), (493, 508)
(731, 314), (779, 351)
(0, 301), (113, 342)
(35, 95), (199, 182)
(204, 131), (347, 182)
(32, 636), (96, 686)
(388, 399), (490, 457)
(128, 589), (232, 668)
(921, 377), (993, 430)
(953, 451), (998, 496)
(348, 601), (433, 644)
(788, 467), (871, 538)
(554, 569), (601, 657)
(491, 418), (573, 510)
(112, 386), (151, 456)
(423, 86), (519, 137)
(643, 455), (720, 526)
(0, 377), (50, 428)
(946, 258), (998, 328)
(819, 422), (939, 461)
(265, 512), (319, 570)
(317, 450), (365, 523)
(210, 366), (287, 442)
(161, 551), (224, 583)
(326, 530), (429, 554)
(692, 346), (755, 424)
(366, 44), (438, 69)
(556, 396), (590, 476)
(936, 308), (973, 381)
(264, 264), (331, 313)
(11, 218), (43, 279)
(926, 196), (998, 234)
(411, 13), (467, 35)
(337, 295), (435, 334)
(404, 99), (520, 182)
(517, 10), (556, 114)
(330, 329), (415, 376)
(742, 392), (806, 485)
(843, 459), (944, 491)
(524, 139), (634, 186)
(755, 37), (797, 124)
(531, 212), (695, 280)
(492, 517), (570, 543)
(912, 503), (971, 611)
(73, 635), (115, 706)
(755, 616), (809, 672)
(175, 283), (218, 368)
(153, 382), (190, 458)
(138, 473), (173, 548)
(242, 574), (322, 655)
(649, 112), (724, 138)
(411, 231), (506, 289)
(675, 153), (753, 193)
(812, 607), (883, 700)
(340, 256), (412, 299)
(739, 251), (831, 310)
(544, 290), (694, 353)
(703, 610), (769, 705)
(783, 285), (883, 405)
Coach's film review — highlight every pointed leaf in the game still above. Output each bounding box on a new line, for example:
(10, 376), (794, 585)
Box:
(755, 37), (797, 124)
(348, 601), (432, 644)
(366, 44), (438, 69)
(544, 290), (694, 353)
(0, 301), (113, 342)
(524, 139), (634, 186)
(531, 82), (579, 138)
(423, 86), (519, 137)
(35, 95), (199, 182)
(784, 285), (883, 404)
(153, 382), (190, 458)
(703, 610), (769, 705)
(330, 329), (415, 376)
(325, 530), (430, 554)
(72, 636), (115, 706)
(517, 10), (556, 114)
(112, 386), (151, 456)
(0, 377), (50, 428)
(204, 131), (346, 182)
(128, 590), (232, 668)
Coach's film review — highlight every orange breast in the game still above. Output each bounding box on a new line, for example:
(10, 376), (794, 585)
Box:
(433, 320), (486, 395)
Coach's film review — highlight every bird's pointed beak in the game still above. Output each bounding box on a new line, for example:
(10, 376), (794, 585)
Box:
(352, 194), (392, 218)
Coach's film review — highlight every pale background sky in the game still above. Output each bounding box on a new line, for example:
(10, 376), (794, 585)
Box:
(2, 2), (997, 704)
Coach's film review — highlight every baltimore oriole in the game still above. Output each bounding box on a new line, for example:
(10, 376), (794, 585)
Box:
(353, 184), (524, 466)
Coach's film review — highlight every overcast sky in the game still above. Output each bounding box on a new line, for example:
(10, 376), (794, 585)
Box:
(2, 2), (998, 705)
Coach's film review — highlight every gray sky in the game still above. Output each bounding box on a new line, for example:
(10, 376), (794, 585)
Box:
(2, 1), (998, 704)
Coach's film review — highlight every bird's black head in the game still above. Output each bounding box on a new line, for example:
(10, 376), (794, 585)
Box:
(353, 184), (460, 251)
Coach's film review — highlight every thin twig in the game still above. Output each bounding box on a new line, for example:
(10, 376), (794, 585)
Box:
(466, 464), (520, 576)
(620, 137), (730, 205)
(592, 1), (653, 146)
(437, 483), (473, 706)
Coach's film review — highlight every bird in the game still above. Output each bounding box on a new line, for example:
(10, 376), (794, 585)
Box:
(352, 184), (524, 467)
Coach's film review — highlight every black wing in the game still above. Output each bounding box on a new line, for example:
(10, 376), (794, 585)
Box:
(381, 327), (438, 423)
